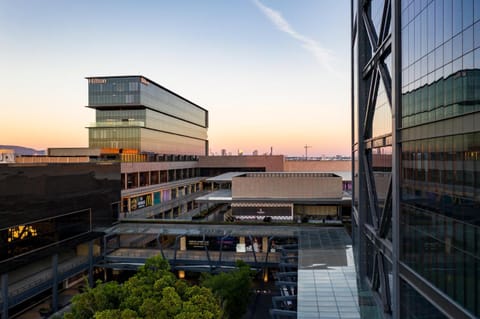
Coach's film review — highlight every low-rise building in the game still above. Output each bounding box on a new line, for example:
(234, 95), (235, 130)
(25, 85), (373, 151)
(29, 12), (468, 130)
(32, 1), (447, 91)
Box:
(198, 172), (347, 222)
(231, 172), (344, 221)
(0, 150), (15, 164)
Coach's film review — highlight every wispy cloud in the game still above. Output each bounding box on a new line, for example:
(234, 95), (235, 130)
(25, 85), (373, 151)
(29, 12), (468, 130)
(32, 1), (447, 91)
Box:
(252, 0), (336, 74)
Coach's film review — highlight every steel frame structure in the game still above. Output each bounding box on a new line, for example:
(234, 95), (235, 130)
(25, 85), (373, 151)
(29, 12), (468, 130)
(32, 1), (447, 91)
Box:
(352, 0), (396, 316)
(352, 1), (477, 318)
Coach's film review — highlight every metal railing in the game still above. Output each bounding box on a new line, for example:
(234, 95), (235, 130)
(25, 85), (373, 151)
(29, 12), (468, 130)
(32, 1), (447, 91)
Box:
(0, 256), (90, 309)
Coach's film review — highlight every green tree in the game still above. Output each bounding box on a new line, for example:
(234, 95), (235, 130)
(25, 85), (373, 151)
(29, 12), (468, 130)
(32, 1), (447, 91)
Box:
(93, 309), (121, 319)
(64, 255), (222, 319)
(178, 286), (223, 319)
(65, 280), (123, 319)
(201, 261), (253, 319)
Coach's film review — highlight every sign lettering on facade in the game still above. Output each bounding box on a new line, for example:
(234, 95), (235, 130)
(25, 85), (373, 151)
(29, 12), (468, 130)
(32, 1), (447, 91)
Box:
(89, 78), (107, 84)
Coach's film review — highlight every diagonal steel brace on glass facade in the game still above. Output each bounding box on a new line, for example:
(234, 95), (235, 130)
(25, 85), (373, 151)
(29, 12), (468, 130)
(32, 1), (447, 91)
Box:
(353, 0), (396, 316)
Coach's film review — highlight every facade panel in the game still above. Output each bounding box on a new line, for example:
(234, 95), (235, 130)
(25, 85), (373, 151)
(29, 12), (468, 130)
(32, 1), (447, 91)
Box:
(145, 109), (208, 139)
(0, 162), (120, 268)
(353, 0), (480, 318)
(140, 128), (207, 156)
(139, 79), (207, 127)
(87, 76), (208, 156)
(88, 76), (140, 106)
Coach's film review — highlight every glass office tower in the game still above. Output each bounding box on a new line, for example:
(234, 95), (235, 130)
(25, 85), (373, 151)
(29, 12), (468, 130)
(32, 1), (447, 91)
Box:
(352, 0), (480, 318)
(87, 76), (208, 156)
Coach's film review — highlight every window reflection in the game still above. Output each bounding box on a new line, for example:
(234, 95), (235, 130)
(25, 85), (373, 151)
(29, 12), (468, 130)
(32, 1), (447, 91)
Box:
(88, 76), (208, 156)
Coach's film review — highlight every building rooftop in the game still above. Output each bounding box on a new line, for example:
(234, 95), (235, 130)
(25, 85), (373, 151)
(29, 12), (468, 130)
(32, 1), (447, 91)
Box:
(86, 75), (207, 112)
(205, 172), (246, 183)
(242, 172), (341, 178)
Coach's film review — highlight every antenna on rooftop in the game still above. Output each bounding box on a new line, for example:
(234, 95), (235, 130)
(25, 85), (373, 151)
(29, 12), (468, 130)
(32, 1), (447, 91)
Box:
(304, 144), (312, 159)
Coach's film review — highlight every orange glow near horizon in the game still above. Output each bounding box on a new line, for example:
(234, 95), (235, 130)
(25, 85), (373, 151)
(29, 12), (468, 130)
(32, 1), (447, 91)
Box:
(1, 1), (351, 157)
(1, 118), (349, 156)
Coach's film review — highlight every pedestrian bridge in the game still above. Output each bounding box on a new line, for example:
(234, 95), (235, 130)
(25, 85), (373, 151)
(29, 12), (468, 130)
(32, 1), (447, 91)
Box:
(99, 221), (300, 272)
(102, 248), (281, 272)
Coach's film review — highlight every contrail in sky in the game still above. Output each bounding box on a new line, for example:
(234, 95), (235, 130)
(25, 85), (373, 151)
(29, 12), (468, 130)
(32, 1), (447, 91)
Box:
(252, 0), (337, 75)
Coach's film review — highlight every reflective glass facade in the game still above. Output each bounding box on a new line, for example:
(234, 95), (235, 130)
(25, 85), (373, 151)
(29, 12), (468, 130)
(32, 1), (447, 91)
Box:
(0, 162), (120, 271)
(352, 0), (395, 316)
(400, 0), (480, 316)
(353, 0), (480, 318)
(87, 76), (208, 156)
(88, 77), (140, 105)
(400, 279), (447, 319)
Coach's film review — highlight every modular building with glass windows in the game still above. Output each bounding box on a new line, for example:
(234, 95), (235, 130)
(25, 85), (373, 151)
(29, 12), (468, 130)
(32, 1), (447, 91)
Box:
(352, 0), (480, 318)
(86, 75), (208, 156)
(85, 76), (209, 220)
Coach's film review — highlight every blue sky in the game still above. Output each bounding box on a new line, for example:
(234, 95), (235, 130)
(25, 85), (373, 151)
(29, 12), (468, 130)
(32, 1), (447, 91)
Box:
(0, 0), (350, 156)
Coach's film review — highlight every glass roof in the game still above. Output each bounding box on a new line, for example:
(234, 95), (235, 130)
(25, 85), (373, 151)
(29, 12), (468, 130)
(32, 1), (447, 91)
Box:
(297, 228), (383, 319)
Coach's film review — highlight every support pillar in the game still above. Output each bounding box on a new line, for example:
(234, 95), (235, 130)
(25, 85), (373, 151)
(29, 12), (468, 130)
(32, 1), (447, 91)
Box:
(354, 0), (371, 287)
(52, 254), (59, 313)
(180, 236), (187, 251)
(262, 237), (269, 253)
(391, 0), (402, 317)
(88, 241), (94, 287)
(1, 273), (8, 319)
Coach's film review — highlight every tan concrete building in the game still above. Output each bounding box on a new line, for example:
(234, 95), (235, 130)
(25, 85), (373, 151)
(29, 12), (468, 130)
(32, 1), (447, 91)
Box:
(232, 172), (342, 199)
(229, 172), (345, 221)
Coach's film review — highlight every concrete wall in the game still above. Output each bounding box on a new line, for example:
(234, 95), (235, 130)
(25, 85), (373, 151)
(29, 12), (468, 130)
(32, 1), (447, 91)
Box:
(232, 173), (343, 199)
(121, 161), (198, 173)
(198, 155), (285, 171)
(15, 156), (90, 163)
(284, 160), (352, 172)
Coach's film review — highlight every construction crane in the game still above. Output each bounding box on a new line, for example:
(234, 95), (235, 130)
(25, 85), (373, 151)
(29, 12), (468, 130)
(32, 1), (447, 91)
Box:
(304, 144), (312, 159)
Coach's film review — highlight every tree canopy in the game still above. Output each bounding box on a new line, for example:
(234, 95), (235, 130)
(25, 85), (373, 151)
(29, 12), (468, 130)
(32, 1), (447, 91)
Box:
(64, 255), (222, 319)
(201, 261), (253, 319)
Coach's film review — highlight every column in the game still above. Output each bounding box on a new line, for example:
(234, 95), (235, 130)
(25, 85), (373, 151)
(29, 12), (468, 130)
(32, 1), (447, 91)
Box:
(262, 237), (269, 253)
(1, 273), (8, 319)
(391, 0), (402, 317)
(88, 241), (94, 287)
(52, 254), (59, 313)
(180, 236), (187, 251)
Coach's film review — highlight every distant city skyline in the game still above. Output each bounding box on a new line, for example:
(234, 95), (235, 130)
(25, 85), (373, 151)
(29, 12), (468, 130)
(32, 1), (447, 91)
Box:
(0, 0), (350, 157)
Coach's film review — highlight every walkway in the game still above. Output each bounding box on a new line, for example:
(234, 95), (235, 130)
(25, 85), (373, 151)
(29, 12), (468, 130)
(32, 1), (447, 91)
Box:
(296, 228), (382, 319)
(104, 248), (280, 270)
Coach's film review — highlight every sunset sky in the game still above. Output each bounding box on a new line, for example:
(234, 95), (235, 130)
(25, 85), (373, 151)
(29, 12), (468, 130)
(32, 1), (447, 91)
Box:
(0, 0), (350, 157)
